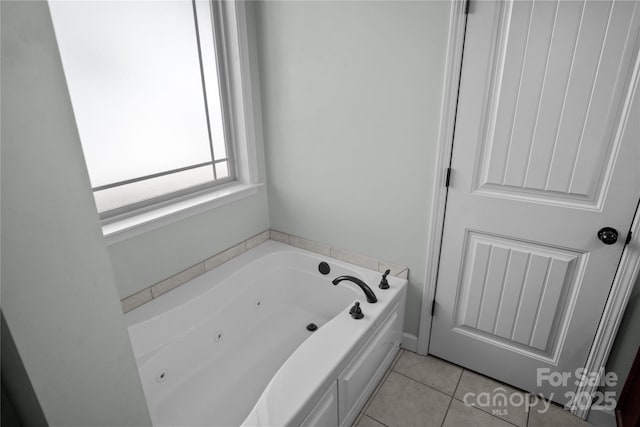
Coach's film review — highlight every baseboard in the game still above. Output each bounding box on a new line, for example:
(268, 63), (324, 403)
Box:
(401, 333), (418, 353)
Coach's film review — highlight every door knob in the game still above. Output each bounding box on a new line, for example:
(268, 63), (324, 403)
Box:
(597, 227), (619, 245)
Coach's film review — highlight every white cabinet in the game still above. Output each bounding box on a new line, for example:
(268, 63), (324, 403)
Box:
(337, 308), (401, 426)
(298, 303), (402, 427)
(300, 383), (338, 427)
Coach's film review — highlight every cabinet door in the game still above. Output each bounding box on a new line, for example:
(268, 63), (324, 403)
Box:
(338, 310), (400, 425)
(300, 382), (338, 427)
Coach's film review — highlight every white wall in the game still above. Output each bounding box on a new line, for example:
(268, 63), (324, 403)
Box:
(256, 0), (450, 336)
(603, 274), (640, 397)
(108, 190), (269, 298)
(107, 2), (270, 299)
(1, 313), (47, 427)
(1, 1), (151, 425)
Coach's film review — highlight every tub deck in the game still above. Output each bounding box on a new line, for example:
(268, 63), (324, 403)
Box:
(126, 241), (406, 427)
(153, 305), (324, 426)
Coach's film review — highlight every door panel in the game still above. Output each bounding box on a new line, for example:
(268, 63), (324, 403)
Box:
(474, 0), (638, 207)
(454, 231), (583, 359)
(430, 0), (640, 405)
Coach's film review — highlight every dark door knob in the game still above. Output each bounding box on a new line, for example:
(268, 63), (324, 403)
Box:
(598, 227), (619, 245)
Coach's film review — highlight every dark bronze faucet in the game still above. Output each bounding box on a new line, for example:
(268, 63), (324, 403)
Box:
(332, 276), (378, 303)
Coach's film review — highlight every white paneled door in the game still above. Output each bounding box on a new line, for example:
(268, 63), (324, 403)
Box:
(430, 0), (640, 405)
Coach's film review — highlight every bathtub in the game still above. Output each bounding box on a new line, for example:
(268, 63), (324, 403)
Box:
(126, 241), (407, 427)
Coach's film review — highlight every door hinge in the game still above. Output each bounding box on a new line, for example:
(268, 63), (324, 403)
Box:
(625, 230), (632, 245)
(445, 167), (452, 188)
(431, 299), (436, 316)
(465, 0), (471, 15)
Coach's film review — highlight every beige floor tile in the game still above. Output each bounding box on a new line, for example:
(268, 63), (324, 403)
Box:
(453, 370), (528, 427)
(361, 353), (399, 414)
(354, 414), (386, 427)
(528, 402), (591, 427)
(393, 351), (463, 395)
(365, 371), (450, 427)
(443, 399), (515, 427)
(351, 412), (364, 427)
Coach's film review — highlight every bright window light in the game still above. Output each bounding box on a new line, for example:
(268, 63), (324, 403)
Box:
(50, 0), (233, 216)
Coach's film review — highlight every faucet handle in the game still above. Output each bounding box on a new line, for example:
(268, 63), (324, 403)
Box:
(349, 302), (364, 319)
(379, 269), (390, 289)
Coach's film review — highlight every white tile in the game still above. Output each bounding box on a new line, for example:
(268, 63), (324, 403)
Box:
(269, 230), (290, 244)
(151, 262), (206, 298)
(378, 261), (408, 278)
(365, 371), (450, 426)
(393, 351), (462, 396)
(121, 288), (152, 313)
(246, 230), (269, 250)
(396, 269), (408, 280)
(150, 277), (173, 299)
(528, 401), (591, 427)
(454, 370), (528, 427)
(443, 399), (513, 427)
(361, 351), (403, 414)
(330, 247), (379, 271)
(204, 242), (247, 271)
(150, 276), (174, 299)
(290, 235), (331, 256)
(390, 348), (405, 370)
(354, 414), (385, 427)
(172, 262), (206, 286)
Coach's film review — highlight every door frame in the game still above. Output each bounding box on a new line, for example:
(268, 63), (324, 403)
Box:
(416, 0), (467, 355)
(416, 0), (640, 420)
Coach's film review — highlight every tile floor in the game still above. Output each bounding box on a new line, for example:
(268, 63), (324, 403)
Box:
(352, 350), (594, 427)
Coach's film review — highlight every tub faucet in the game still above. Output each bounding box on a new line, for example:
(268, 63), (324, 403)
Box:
(332, 276), (378, 303)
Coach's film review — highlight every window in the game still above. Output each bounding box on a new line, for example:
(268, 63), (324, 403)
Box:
(49, 0), (256, 220)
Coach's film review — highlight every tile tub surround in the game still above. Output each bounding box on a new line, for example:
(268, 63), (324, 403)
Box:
(352, 350), (594, 427)
(120, 229), (408, 313)
(276, 230), (409, 279)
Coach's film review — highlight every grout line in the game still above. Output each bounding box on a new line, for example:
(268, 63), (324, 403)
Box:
(390, 348), (405, 369)
(269, 228), (409, 280)
(390, 370), (455, 398)
(450, 371), (523, 427)
(390, 351), (465, 397)
(361, 347), (405, 422)
(366, 414), (390, 427)
(452, 367), (464, 397)
(384, 352), (536, 427)
(122, 229), (409, 314)
(121, 229), (269, 313)
(439, 366), (464, 426)
(351, 411), (365, 427)
(440, 395), (454, 427)
(362, 351), (400, 414)
(451, 396), (521, 427)
(368, 362), (523, 427)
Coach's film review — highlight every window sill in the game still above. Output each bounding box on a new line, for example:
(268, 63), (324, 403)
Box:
(103, 182), (263, 246)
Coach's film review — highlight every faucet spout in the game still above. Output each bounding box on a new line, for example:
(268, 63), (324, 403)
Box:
(332, 276), (378, 303)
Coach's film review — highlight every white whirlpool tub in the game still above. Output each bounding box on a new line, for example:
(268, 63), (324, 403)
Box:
(126, 241), (407, 427)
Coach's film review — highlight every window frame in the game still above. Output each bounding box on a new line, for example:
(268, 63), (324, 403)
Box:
(97, 0), (261, 241)
(87, 0), (250, 220)
(212, 0), (260, 186)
